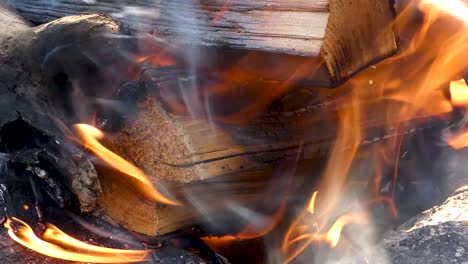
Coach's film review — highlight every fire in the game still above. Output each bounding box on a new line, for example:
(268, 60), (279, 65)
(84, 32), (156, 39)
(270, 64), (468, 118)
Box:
(4, 217), (150, 263)
(281, 0), (468, 261)
(450, 79), (468, 106)
(282, 191), (368, 263)
(74, 124), (181, 206)
(307, 191), (318, 214)
(202, 202), (286, 248)
(447, 131), (468, 149)
(446, 78), (468, 149)
(325, 213), (368, 248)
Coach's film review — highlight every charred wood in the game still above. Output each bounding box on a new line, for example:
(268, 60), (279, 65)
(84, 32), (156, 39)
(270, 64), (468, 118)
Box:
(0, 3), (114, 213)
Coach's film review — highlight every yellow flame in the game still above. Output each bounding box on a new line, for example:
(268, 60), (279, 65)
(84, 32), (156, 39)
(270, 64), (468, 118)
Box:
(74, 124), (181, 206)
(325, 212), (368, 248)
(450, 79), (468, 106)
(4, 218), (150, 263)
(307, 191), (318, 214)
(202, 202), (286, 249)
(282, 190), (368, 263)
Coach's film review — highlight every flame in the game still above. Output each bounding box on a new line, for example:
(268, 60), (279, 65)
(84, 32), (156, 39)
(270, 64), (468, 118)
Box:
(202, 202), (286, 248)
(282, 191), (368, 263)
(307, 191), (319, 214)
(446, 78), (468, 149)
(450, 79), (468, 106)
(325, 213), (368, 248)
(135, 53), (175, 67)
(447, 131), (468, 149)
(4, 218), (150, 263)
(74, 124), (181, 206)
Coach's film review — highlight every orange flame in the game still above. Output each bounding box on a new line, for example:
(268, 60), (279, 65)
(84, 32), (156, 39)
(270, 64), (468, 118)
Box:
(447, 78), (468, 149)
(74, 124), (181, 206)
(4, 218), (150, 263)
(282, 191), (368, 263)
(447, 131), (468, 149)
(202, 202), (286, 248)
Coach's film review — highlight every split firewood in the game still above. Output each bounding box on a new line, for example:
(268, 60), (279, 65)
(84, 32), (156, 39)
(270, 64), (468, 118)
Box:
(7, 0), (398, 86)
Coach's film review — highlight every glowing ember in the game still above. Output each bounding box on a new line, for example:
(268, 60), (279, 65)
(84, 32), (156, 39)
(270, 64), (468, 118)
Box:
(447, 77), (468, 149)
(4, 218), (150, 263)
(74, 124), (181, 206)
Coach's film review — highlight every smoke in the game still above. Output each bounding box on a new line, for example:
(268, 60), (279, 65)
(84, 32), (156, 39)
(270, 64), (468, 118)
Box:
(0, 153), (8, 173)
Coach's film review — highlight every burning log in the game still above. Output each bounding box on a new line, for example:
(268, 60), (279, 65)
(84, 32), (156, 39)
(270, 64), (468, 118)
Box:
(6, 0), (398, 86)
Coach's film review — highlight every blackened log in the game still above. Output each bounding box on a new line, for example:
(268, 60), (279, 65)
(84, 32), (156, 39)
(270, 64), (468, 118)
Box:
(0, 3), (111, 212)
